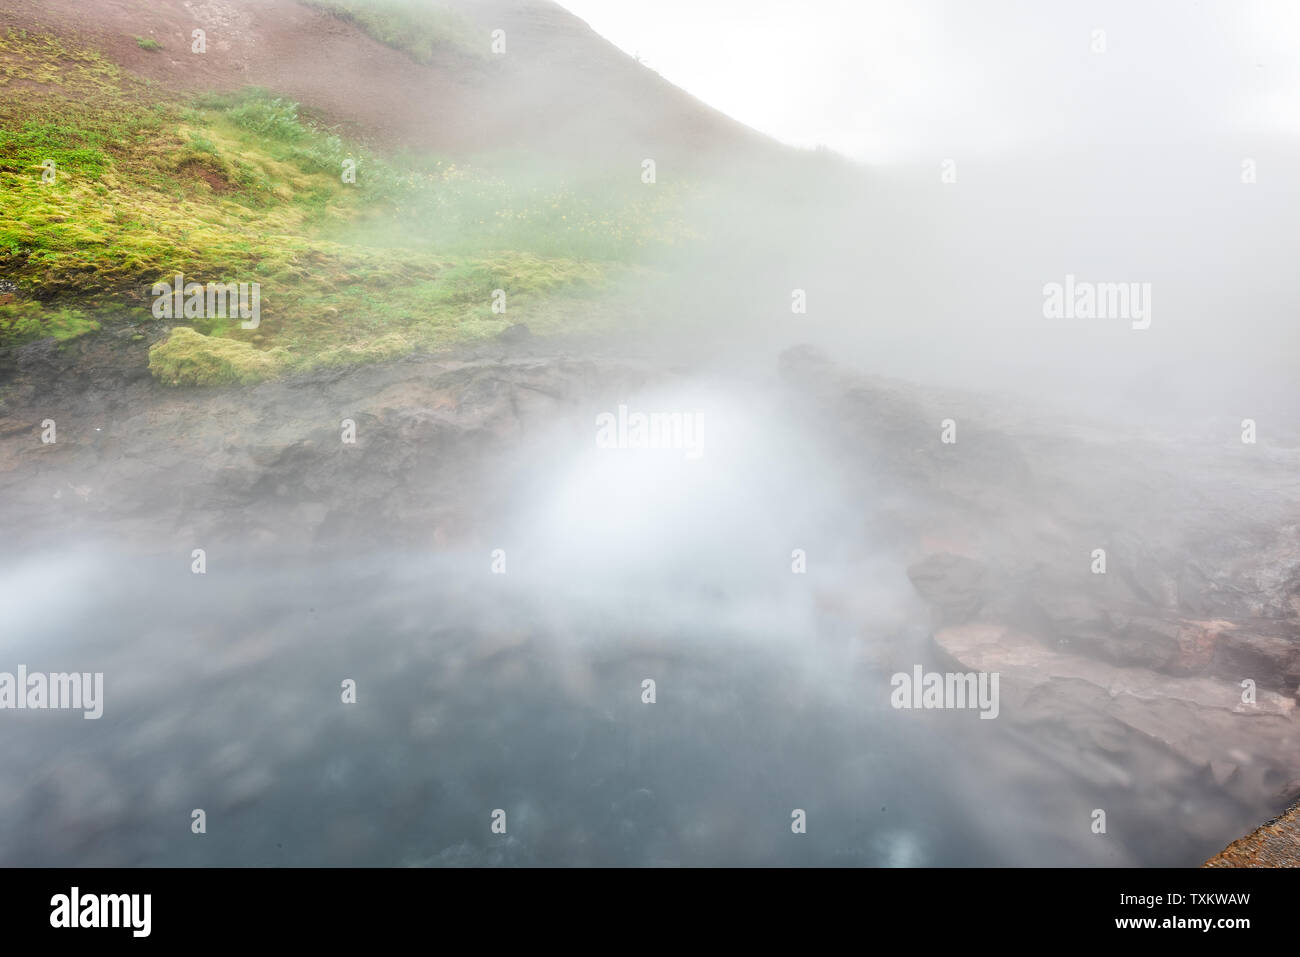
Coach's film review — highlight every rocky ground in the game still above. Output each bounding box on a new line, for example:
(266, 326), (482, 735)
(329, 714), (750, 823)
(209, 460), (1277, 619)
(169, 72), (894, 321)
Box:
(1205, 799), (1300, 866)
(0, 323), (658, 551)
(2, 333), (1298, 863)
(778, 345), (1300, 858)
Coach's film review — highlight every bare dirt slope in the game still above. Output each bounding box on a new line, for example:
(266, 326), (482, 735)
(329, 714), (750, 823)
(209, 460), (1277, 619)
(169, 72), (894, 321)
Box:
(0, 0), (776, 163)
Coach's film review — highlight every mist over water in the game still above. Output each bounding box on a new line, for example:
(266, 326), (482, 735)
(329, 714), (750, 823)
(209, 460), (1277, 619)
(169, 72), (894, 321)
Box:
(1, 0), (1297, 871)
(0, 361), (1268, 866)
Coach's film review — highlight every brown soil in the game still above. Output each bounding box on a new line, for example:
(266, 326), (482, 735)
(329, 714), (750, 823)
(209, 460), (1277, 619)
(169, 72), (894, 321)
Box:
(176, 156), (232, 191)
(0, 0), (776, 164)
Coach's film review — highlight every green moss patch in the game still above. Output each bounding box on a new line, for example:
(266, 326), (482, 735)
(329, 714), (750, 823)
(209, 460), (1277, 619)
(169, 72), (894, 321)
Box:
(148, 326), (287, 386)
(0, 31), (695, 386)
(0, 299), (99, 346)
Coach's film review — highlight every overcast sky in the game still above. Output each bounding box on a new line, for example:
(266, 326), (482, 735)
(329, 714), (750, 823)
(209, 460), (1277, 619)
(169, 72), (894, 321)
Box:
(558, 0), (1300, 162)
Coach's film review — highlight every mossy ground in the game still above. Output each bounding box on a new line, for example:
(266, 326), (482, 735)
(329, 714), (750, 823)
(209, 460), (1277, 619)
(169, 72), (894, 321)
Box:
(147, 325), (287, 386)
(0, 29), (689, 385)
(0, 299), (98, 345)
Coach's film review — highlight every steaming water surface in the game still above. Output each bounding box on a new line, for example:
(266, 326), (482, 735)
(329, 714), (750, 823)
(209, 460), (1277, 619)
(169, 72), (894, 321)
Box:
(0, 374), (1256, 866)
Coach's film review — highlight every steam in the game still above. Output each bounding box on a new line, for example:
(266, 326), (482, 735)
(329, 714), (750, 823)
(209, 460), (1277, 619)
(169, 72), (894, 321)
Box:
(1, 0), (1295, 868)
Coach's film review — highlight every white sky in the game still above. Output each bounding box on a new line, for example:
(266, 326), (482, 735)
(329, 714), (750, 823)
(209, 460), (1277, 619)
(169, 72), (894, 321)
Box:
(557, 0), (1300, 162)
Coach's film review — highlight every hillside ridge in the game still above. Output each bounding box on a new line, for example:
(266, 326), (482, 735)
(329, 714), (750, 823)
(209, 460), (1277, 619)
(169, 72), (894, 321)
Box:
(0, 0), (780, 163)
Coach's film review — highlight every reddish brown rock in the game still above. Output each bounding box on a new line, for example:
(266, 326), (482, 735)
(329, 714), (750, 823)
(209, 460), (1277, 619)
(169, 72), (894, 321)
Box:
(934, 623), (1300, 807)
(907, 553), (987, 625)
(1205, 800), (1300, 867)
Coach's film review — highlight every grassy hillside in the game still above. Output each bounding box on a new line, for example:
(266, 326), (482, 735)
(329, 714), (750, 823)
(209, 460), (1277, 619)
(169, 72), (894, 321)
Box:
(302, 0), (487, 62)
(0, 28), (692, 385)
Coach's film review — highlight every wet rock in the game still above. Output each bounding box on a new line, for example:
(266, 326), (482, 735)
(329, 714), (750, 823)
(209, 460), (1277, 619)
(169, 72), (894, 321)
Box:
(1206, 799), (1300, 866)
(935, 623), (1300, 807)
(1210, 624), (1300, 692)
(1073, 613), (1190, 672)
(907, 553), (987, 624)
(497, 323), (532, 344)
